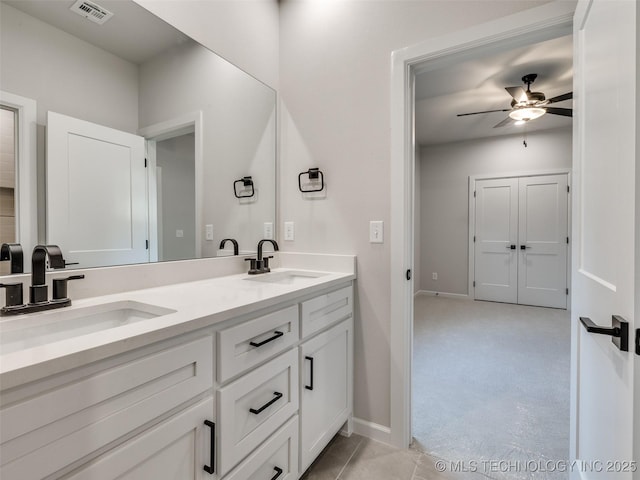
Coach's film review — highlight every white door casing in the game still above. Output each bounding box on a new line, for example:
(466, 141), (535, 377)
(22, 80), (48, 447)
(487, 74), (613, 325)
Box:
(571, 1), (637, 478)
(47, 111), (148, 268)
(474, 177), (519, 304)
(518, 174), (568, 309)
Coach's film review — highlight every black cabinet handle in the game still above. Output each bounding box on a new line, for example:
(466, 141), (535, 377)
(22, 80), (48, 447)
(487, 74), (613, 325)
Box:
(305, 356), (314, 390)
(203, 420), (215, 474)
(249, 391), (283, 414)
(520, 245), (531, 250)
(506, 245), (516, 250)
(271, 466), (284, 480)
(580, 315), (629, 352)
(250, 330), (284, 347)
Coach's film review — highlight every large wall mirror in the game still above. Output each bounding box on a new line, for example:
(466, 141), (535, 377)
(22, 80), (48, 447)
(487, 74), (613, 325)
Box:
(0, 0), (276, 273)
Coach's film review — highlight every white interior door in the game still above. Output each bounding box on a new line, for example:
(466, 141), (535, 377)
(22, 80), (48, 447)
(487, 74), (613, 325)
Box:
(47, 111), (148, 268)
(572, 0), (637, 477)
(518, 174), (569, 308)
(474, 178), (518, 303)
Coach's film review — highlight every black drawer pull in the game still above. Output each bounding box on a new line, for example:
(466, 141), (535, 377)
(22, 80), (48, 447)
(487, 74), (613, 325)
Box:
(250, 330), (284, 347)
(271, 466), (284, 480)
(305, 356), (314, 390)
(249, 391), (283, 414)
(203, 420), (215, 474)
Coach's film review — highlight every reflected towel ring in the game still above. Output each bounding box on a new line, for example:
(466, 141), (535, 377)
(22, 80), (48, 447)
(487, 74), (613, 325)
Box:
(298, 168), (324, 193)
(234, 176), (255, 198)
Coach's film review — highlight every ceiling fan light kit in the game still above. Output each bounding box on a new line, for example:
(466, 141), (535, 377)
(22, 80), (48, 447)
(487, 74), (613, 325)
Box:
(457, 73), (572, 128)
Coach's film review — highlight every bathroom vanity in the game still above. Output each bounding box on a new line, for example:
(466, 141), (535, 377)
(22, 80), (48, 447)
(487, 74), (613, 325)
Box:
(0, 257), (355, 480)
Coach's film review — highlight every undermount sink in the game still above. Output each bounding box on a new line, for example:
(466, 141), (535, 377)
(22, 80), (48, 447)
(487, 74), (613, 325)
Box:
(0, 301), (176, 354)
(243, 270), (329, 285)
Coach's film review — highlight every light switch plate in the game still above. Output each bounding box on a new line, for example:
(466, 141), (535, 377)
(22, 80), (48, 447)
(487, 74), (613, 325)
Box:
(176, 229), (184, 238)
(264, 222), (274, 239)
(205, 224), (213, 241)
(369, 220), (384, 243)
(284, 221), (295, 241)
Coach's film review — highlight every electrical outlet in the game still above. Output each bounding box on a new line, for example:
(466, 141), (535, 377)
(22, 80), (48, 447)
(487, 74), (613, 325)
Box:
(176, 229), (184, 238)
(369, 221), (384, 243)
(284, 221), (295, 241)
(263, 222), (274, 239)
(432, 272), (438, 280)
(205, 224), (213, 241)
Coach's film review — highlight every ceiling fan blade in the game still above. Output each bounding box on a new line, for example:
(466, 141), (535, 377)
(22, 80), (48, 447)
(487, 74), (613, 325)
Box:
(493, 117), (514, 128)
(546, 92), (573, 104)
(505, 86), (528, 104)
(457, 108), (511, 117)
(545, 107), (573, 117)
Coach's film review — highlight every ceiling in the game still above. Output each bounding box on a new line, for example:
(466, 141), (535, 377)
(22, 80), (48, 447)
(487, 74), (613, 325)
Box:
(3, 0), (190, 64)
(415, 34), (573, 147)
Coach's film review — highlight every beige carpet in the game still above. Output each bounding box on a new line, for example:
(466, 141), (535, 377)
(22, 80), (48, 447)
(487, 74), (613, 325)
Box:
(412, 295), (571, 480)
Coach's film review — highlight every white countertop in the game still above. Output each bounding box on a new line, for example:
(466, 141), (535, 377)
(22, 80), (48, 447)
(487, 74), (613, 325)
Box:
(0, 268), (355, 389)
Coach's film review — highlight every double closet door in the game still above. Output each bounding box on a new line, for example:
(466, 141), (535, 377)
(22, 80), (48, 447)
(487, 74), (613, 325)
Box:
(473, 174), (568, 309)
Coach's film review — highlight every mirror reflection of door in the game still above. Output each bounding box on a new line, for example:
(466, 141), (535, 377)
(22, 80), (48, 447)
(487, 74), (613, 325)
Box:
(155, 133), (196, 262)
(0, 107), (17, 275)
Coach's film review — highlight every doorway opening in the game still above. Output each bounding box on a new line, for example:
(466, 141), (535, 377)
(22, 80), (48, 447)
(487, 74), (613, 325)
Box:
(410, 31), (573, 473)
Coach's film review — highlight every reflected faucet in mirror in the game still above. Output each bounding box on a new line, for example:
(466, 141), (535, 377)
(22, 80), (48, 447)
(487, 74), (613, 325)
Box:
(219, 238), (239, 256)
(0, 245), (85, 316)
(1, 243), (24, 273)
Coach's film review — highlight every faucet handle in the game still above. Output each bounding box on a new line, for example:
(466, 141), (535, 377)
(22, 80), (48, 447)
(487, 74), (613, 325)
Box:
(53, 275), (85, 301)
(0, 282), (24, 307)
(245, 258), (260, 275)
(262, 256), (274, 273)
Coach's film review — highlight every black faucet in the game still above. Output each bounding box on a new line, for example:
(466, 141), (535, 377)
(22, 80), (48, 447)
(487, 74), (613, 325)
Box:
(245, 239), (279, 275)
(0, 245), (84, 316)
(30, 245), (66, 304)
(219, 238), (239, 255)
(1, 243), (24, 273)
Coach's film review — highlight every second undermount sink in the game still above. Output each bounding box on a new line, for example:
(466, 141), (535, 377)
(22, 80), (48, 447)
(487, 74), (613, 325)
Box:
(0, 301), (176, 354)
(243, 270), (329, 285)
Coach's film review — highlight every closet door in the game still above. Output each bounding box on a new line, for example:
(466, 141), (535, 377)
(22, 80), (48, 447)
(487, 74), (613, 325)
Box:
(517, 174), (569, 308)
(474, 178), (518, 304)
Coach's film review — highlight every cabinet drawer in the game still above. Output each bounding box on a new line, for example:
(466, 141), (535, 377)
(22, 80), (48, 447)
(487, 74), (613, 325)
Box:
(217, 349), (298, 476)
(224, 416), (298, 480)
(300, 285), (353, 338)
(218, 305), (298, 383)
(0, 335), (213, 480)
(61, 397), (214, 480)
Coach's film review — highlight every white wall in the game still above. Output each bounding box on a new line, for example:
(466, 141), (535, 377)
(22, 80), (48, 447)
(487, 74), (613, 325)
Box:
(133, 0), (279, 90)
(278, 0), (554, 430)
(418, 127), (572, 295)
(0, 3), (138, 132)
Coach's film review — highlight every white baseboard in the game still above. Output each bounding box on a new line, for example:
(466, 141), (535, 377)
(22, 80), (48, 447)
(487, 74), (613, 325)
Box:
(352, 417), (392, 446)
(415, 290), (471, 300)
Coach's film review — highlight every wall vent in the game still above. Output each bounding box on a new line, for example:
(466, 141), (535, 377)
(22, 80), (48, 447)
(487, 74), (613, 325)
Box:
(70, 0), (114, 25)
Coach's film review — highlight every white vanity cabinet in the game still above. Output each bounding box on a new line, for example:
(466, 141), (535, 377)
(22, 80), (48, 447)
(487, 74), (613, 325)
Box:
(0, 277), (355, 480)
(0, 333), (216, 480)
(299, 286), (354, 473)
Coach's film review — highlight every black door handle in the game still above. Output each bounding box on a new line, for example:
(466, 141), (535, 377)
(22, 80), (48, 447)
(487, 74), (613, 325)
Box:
(249, 331), (284, 347)
(506, 245), (516, 250)
(579, 315), (629, 352)
(271, 466), (284, 480)
(249, 391), (283, 414)
(635, 329), (639, 356)
(203, 420), (215, 474)
(520, 245), (531, 250)
(305, 356), (314, 390)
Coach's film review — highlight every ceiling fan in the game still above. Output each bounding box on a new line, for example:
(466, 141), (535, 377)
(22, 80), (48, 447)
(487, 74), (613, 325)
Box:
(457, 73), (573, 128)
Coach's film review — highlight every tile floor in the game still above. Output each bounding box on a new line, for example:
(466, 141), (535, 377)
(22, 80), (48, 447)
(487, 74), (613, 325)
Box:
(301, 433), (485, 480)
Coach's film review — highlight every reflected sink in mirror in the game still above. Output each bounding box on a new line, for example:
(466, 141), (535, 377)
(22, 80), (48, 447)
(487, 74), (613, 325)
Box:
(243, 270), (329, 285)
(0, 301), (176, 354)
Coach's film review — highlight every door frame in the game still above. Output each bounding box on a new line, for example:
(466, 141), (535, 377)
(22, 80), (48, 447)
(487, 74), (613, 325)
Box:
(468, 169), (571, 303)
(139, 111), (203, 262)
(389, 2), (575, 449)
(0, 91), (37, 262)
